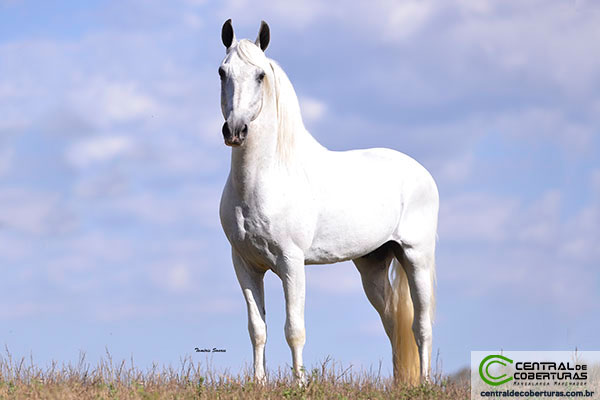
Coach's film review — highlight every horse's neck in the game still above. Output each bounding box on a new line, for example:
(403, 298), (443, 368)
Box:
(229, 118), (276, 195)
(229, 101), (322, 197)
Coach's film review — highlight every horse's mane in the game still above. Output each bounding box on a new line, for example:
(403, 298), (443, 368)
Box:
(236, 40), (306, 163)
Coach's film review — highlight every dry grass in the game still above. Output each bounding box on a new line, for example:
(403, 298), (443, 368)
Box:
(0, 349), (470, 399)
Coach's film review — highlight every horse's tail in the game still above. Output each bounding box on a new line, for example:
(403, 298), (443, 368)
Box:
(390, 257), (420, 385)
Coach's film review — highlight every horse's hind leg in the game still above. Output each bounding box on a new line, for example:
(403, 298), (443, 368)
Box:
(353, 244), (396, 359)
(395, 242), (436, 381)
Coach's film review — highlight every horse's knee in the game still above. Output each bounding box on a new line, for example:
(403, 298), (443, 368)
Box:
(249, 321), (267, 347)
(285, 320), (305, 347)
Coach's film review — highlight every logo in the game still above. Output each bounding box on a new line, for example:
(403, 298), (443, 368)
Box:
(479, 354), (514, 386)
(472, 351), (599, 400)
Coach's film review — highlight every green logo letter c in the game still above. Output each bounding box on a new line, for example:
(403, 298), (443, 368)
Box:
(479, 354), (514, 386)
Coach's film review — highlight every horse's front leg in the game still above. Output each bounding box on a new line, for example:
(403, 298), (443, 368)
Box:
(276, 253), (307, 385)
(232, 250), (267, 383)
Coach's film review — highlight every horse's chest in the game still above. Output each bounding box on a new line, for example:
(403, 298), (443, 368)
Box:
(223, 201), (283, 267)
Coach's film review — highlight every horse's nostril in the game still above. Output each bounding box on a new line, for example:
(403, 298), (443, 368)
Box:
(242, 124), (248, 134)
(222, 122), (230, 137)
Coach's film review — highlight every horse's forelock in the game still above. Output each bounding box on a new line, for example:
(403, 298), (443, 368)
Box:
(235, 40), (268, 69)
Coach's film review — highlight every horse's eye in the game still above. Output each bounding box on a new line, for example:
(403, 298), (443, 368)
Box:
(257, 71), (265, 82)
(218, 67), (226, 80)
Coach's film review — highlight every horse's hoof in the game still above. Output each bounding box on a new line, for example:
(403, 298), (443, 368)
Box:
(294, 373), (307, 388)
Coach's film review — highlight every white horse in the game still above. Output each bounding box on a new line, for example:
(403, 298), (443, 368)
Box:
(218, 19), (439, 386)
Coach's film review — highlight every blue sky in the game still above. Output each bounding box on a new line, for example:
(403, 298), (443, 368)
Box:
(0, 0), (598, 377)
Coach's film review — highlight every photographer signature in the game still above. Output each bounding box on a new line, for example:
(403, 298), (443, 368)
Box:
(195, 347), (226, 353)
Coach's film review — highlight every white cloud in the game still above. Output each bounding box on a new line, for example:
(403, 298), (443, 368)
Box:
(306, 261), (362, 295)
(0, 188), (74, 235)
(69, 79), (158, 126)
(0, 232), (32, 261)
(300, 96), (327, 123)
(45, 255), (102, 293)
(0, 81), (18, 98)
(220, 0), (435, 39)
(65, 135), (135, 168)
(183, 0), (208, 6)
(65, 232), (134, 263)
(0, 302), (63, 319)
(221, 0), (327, 28)
(447, 1), (600, 94)
(517, 190), (561, 245)
(94, 304), (168, 322)
(438, 185), (599, 314)
(439, 193), (518, 242)
(492, 108), (595, 153)
(182, 13), (203, 30)
(93, 298), (239, 322)
(455, 0), (493, 15)
(559, 203), (600, 263)
(0, 146), (14, 176)
(167, 264), (191, 291)
(359, 320), (387, 338)
(591, 169), (600, 196)
(152, 263), (193, 293)
(108, 184), (222, 227)
(382, 1), (435, 41)
(435, 153), (474, 184)
(73, 171), (129, 199)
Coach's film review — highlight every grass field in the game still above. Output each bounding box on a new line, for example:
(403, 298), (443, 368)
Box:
(0, 350), (470, 399)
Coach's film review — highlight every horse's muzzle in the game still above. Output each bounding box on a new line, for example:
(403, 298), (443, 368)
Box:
(222, 121), (248, 147)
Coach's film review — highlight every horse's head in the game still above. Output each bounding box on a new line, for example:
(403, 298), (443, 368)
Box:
(219, 19), (270, 147)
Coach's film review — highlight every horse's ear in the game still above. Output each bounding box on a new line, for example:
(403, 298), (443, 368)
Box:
(222, 19), (236, 49)
(255, 20), (270, 51)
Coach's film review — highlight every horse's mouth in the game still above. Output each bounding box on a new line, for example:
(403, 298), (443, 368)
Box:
(225, 137), (244, 147)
